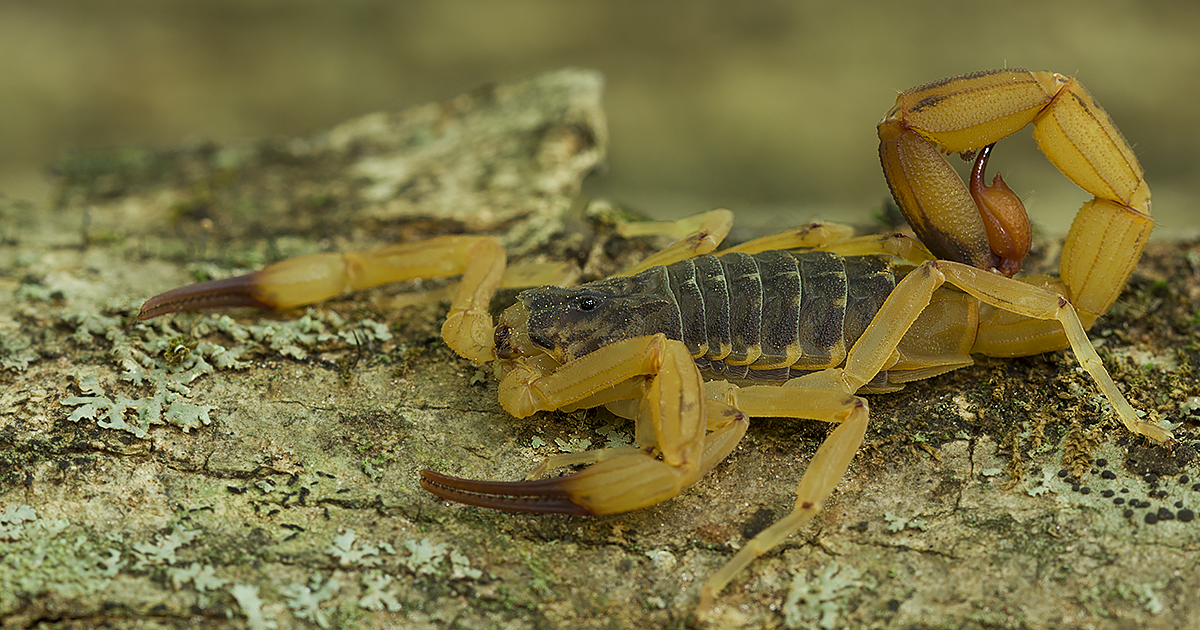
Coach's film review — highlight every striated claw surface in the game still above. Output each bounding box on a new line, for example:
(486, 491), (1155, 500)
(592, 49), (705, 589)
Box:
(423, 448), (697, 516)
(420, 470), (594, 515)
(138, 273), (275, 320)
(138, 252), (351, 321)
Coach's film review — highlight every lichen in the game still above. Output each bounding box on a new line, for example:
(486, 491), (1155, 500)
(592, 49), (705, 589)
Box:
(0, 506), (122, 615)
(0, 504), (38, 540)
(326, 529), (395, 567)
(168, 562), (229, 592)
(130, 526), (201, 568)
(281, 574), (341, 629)
(56, 304), (391, 438)
(0, 332), (37, 372)
(401, 537), (482, 580)
(61, 374), (214, 437)
(230, 583), (277, 630)
(358, 571), (403, 612)
(782, 562), (870, 629)
(883, 512), (928, 533)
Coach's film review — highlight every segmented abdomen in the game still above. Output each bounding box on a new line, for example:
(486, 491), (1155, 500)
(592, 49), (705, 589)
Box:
(654, 251), (896, 383)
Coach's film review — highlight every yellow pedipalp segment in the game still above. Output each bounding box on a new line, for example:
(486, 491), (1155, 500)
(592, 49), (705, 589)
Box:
(251, 253), (355, 309)
(1060, 198), (1153, 320)
(1031, 77), (1149, 212)
(440, 237), (506, 364)
(884, 69), (1054, 152)
(879, 130), (991, 268)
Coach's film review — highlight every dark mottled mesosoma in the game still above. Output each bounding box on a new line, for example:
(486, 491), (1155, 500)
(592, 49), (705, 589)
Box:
(517, 251), (897, 383)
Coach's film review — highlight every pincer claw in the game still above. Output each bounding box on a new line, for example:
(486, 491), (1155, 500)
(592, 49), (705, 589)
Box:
(137, 273), (274, 320)
(419, 470), (593, 516)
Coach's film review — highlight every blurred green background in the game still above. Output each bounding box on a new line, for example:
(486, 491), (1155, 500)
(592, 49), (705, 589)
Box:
(3, 0), (1198, 236)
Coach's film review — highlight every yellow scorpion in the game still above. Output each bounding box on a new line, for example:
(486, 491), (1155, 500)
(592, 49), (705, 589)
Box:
(138, 69), (1170, 612)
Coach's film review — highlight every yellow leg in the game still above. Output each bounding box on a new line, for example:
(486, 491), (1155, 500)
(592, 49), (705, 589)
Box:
(698, 392), (868, 613)
(616, 209), (733, 276)
(938, 261), (1171, 444)
(719, 222), (856, 255)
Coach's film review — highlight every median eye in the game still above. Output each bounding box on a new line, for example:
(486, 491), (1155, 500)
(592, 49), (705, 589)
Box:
(574, 295), (600, 312)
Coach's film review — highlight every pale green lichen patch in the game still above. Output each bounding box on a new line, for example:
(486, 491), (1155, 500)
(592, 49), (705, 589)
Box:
(326, 529), (396, 567)
(357, 571), (403, 612)
(230, 583), (277, 630)
(167, 562), (230, 593)
(0, 503), (38, 540)
(281, 574), (341, 629)
(0, 505), (124, 615)
(52, 302), (391, 439)
(62, 374), (214, 436)
(401, 538), (483, 580)
(0, 332), (37, 372)
(130, 526), (201, 568)
(883, 512), (928, 533)
(782, 562), (872, 629)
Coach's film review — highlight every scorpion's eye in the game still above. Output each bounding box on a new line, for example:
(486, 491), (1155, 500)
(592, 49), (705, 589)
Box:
(574, 295), (600, 312)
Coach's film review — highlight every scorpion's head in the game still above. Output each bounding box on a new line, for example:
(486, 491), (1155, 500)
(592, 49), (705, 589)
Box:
(494, 267), (679, 366)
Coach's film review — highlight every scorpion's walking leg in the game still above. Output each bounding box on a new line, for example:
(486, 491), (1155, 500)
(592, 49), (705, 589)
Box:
(936, 260), (1172, 444)
(618, 207), (934, 273)
(616, 209), (734, 276)
(697, 260), (949, 611)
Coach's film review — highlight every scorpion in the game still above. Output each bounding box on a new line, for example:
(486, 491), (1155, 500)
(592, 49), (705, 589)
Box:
(138, 69), (1172, 613)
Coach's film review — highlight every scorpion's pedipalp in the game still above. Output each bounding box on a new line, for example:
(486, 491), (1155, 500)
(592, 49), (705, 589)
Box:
(138, 252), (362, 320)
(137, 235), (506, 363)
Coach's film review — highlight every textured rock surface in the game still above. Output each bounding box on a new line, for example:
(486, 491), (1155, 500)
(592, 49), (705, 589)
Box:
(3, 68), (1200, 629)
